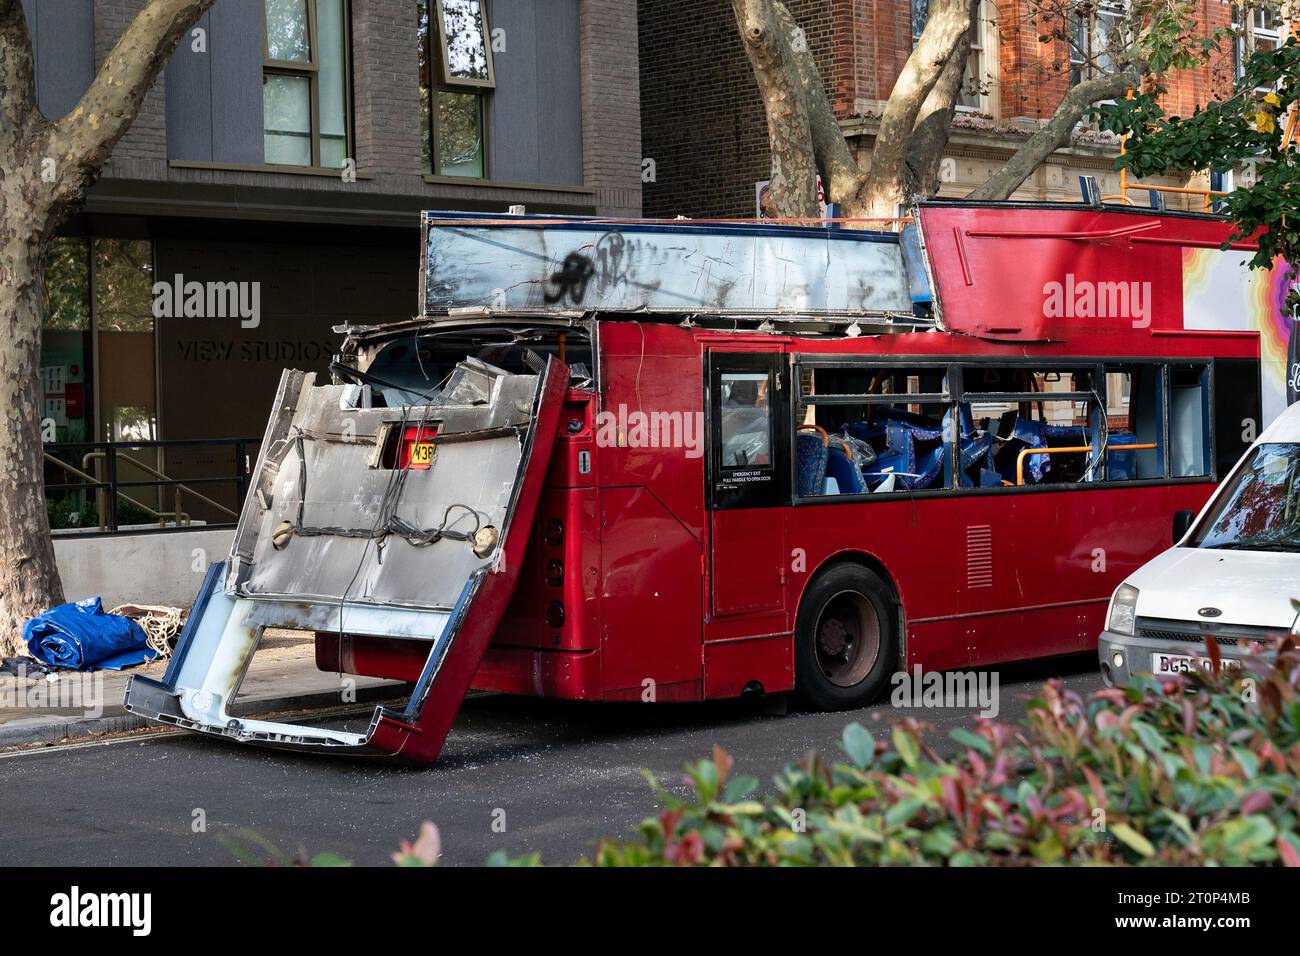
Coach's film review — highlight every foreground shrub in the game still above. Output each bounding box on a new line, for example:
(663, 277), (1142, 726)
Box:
(270, 640), (1299, 867)
(585, 641), (1300, 866)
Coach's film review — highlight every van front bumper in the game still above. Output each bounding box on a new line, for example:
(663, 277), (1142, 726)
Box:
(1097, 630), (1267, 688)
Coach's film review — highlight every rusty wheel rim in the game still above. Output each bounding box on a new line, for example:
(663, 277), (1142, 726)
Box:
(813, 590), (880, 688)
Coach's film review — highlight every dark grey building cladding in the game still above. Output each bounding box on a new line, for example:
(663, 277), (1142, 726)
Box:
(164, 0), (265, 165)
(20, 0), (95, 120)
(159, 0), (584, 183)
(489, 0), (583, 186)
(24, 0), (593, 187)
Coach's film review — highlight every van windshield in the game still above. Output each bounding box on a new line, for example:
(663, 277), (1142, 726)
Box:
(1193, 443), (1300, 552)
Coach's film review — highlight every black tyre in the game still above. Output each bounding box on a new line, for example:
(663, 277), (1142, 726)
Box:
(794, 563), (898, 710)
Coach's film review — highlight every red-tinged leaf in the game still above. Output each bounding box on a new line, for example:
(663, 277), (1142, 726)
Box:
(1025, 794), (1044, 821)
(939, 775), (962, 816)
(659, 807), (685, 836)
(1118, 704), (1143, 732)
(1279, 835), (1300, 868)
(989, 752), (1010, 787)
(391, 821), (442, 866)
(1081, 764), (1107, 809)
(1182, 698), (1196, 737)
(712, 745), (733, 785)
(1240, 790), (1271, 814)
(1205, 636), (1222, 674)
(1262, 679), (1283, 720)
(1262, 741), (1287, 773)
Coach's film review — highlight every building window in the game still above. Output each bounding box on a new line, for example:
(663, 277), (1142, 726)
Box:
(1070, 0), (1126, 86)
(437, 0), (495, 87)
(1233, 4), (1282, 85)
(960, 1), (991, 111)
(419, 0), (493, 178)
(41, 238), (163, 529)
(911, 0), (929, 44)
(263, 0), (352, 168)
(912, 0), (993, 113)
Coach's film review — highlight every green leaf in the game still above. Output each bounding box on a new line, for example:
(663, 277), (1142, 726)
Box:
(1231, 746), (1259, 779)
(949, 727), (992, 756)
(921, 828), (958, 857)
(1111, 823), (1156, 858)
(724, 775), (759, 803)
(884, 797), (926, 828)
(892, 727), (921, 770)
(842, 722), (875, 768)
(719, 800), (766, 816)
(1132, 720), (1167, 753)
(694, 759), (719, 802)
(1031, 831), (1065, 863)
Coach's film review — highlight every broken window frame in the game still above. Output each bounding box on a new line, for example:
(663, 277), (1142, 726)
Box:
(793, 357), (960, 500)
(791, 356), (1218, 503)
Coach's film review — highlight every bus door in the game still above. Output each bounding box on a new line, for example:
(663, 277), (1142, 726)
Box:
(706, 350), (790, 618)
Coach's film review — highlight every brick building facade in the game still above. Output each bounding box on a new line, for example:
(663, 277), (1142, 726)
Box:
(638, 0), (1251, 218)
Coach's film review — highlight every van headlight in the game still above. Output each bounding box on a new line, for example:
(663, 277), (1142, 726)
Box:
(1108, 584), (1139, 637)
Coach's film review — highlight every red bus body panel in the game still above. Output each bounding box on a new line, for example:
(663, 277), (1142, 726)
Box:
(336, 204), (1267, 705)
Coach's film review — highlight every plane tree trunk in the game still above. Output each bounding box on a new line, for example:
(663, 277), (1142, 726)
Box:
(0, 0), (214, 654)
(730, 0), (820, 218)
(846, 0), (970, 220)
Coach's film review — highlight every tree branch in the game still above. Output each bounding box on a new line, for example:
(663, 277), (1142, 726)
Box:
(730, 0), (820, 218)
(967, 70), (1138, 201)
(770, 0), (865, 205)
(863, 0), (971, 208)
(45, 0), (213, 218)
(904, 0), (977, 199)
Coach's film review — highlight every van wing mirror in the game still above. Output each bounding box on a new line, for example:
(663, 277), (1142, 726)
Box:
(1172, 509), (1195, 545)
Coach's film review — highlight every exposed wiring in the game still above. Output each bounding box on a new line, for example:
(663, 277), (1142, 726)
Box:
(293, 503), (485, 550)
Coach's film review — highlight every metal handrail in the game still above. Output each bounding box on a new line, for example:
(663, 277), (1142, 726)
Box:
(81, 450), (237, 521)
(44, 436), (259, 533)
(1016, 443), (1158, 486)
(1098, 89), (1230, 211)
(42, 453), (190, 530)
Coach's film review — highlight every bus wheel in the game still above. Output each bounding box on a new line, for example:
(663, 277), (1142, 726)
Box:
(794, 564), (897, 711)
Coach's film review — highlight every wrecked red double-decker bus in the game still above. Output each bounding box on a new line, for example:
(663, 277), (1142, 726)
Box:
(124, 199), (1281, 764)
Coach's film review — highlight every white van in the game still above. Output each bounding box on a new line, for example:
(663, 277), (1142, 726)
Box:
(1099, 401), (1300, 686)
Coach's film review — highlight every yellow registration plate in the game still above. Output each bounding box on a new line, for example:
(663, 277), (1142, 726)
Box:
(409, 442), (435, 468)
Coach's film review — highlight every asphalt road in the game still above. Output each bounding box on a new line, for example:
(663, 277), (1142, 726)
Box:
(0, 654), (1103, 867)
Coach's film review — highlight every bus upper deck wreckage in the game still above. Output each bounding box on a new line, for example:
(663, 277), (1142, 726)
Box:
(124, 200), (1290, 764)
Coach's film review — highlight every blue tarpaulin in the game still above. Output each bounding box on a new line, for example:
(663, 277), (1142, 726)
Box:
(22, 597), (157, 671)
